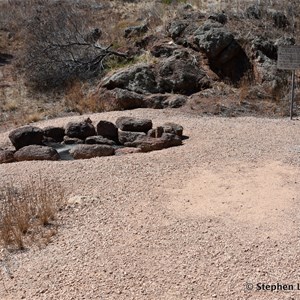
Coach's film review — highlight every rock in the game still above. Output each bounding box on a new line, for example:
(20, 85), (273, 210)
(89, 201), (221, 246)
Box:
(252, 38), (277, 60)
(63, 136), (84, 144)
(246, 5), (261, 19)
(85, 136), (116, 146)
(157, 50), (210, 95)
(9, 126), (44, 150)
(102, 64), (159, 94)
(116, 117), (152, 133)
(43, 126), (65, 142)
(208, 13), (227, 25)
(194, 23), (251, 83)
(148, 126), (164, 138)
(65, 119), (96, 140)
(128, 133), (182, 152)
(69, 144), (115, 159)
(150, 40), (179, 57)
(124, 23), (148, 38)
(163, 94), (187, 108)
(0, 150), (15, 163)
(14, 145), (60, 161)
(194, 25), (234, 59)
(92, 88), (146, 111)
(96, 121), (118, 142)
(145, 93), (187, 109)
(162, 122), (184, 137)
(167, 21), (189, 39)
(272, 11), (289, 29)
(118, 131), (146, 145)
(115, 147), (142, 156)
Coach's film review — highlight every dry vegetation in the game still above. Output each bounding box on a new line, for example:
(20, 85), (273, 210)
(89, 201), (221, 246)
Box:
(0, 175), (65, 251)
(0, 0), (300, 127)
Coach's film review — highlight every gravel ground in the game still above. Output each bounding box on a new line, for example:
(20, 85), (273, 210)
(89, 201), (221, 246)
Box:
(1, 108), (300, 299)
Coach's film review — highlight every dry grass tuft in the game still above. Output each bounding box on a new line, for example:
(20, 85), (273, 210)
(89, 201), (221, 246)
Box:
(0, 175), (65, 251)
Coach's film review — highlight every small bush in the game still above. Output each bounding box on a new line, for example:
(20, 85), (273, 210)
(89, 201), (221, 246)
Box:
(0, 176), (65, 250)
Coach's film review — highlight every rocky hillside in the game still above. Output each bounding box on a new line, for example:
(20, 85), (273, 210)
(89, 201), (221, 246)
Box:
(0, 0), (299, 127)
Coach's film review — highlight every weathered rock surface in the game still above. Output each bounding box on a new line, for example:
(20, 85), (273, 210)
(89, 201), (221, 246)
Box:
(0, 150), (15, 163)
(162, 122), (184, 137)
(101, 50), (210, 96)
(85, 136), (116, 146)
(14, 145), (60, 161)
(96, 121), (118, 142)
(43, 126), (65, 142)
(148, 126), (164, 138)
(69, 144), (115, 159)
(127, 133), (182, 152)
(116, 117), (153, 133)
(118, 131), (146, 145)
(63, 136), (84, 145)
(102, 64), (159, 94)
(65, 119), (96, 140)
(193, 22), (251, 83)
(9, 126), (44, 150)
(157, 50), (210, 95)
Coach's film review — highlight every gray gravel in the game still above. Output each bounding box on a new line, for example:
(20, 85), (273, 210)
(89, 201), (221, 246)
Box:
(1, 108), (300, 299)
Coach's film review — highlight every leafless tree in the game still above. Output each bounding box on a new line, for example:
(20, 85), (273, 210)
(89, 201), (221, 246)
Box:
(23, 1), (126, 90)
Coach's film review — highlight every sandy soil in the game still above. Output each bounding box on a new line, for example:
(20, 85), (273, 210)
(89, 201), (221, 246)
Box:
(1, 108), (300, 299)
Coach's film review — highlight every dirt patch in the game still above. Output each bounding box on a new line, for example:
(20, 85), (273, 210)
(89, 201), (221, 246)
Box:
(166, 161), (299, 240)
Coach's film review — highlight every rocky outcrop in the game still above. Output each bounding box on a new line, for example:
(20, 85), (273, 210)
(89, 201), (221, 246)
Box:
(102, 64), (159, 94)
(193, 21), (251, 83)
(101, 50), (210, 96)
(9, 126), (44, 150)
(116, 117), (153, 133)
(69, 144), (115, 159)
(14, 145), (60, 161)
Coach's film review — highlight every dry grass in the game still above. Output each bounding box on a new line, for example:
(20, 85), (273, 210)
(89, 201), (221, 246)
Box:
(0, 175), (65, 251)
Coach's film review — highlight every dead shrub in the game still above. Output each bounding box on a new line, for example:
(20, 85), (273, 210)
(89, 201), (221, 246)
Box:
(0, 176), (65, 250)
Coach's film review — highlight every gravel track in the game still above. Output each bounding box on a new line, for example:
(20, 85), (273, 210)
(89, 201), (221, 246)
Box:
(1, 108), (300, 299)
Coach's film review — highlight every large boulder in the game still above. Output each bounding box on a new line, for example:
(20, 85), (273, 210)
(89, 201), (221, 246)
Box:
(102, 64), (159, 94)
(194, 22), (251, 83)
(43, 126), (65, 142)
(127, 133), (182, 152)
(9, 126), (44, 150)
(69, 144), (115, 159)
(14, 145), (60, 161)
(0, 150), (15, 164)
(116, 117), (152, 133)
(85, 136), (116, 146)
(96, 121), (118, 142)
(156, 50), (209, 95)
(65, 119), (96, 140)
(118, 131), (146, 145)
